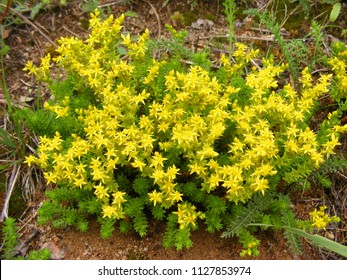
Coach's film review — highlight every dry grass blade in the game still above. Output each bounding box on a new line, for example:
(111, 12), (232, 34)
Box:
(21, 165), (44, 202)
(141, 0), (161, 39)
(0, 163), (21, 222)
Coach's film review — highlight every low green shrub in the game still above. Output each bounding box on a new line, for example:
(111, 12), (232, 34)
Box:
(22, 10), (347, 257)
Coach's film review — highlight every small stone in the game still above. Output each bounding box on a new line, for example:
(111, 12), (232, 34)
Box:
(191, 19), (214, 30)
(52, 236), (60, 243)
(41, 241), (65, 260)
(326, 232), (334, 240)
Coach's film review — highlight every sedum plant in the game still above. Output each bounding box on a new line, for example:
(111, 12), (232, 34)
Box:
(22, 10), (347, 256)
(1, 217), (51, 260)
(328, 41), (347, 101)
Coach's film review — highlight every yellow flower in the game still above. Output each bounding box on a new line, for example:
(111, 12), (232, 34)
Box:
(73, 176), (87, 188)
(173, 202), (204, 229)
(310, 206), (340, 230)
(140, 134), (154, 151)
(151, 168), (165, 184)
(143, 60), (166, 84)
(24, 154), (37, 167)
(23, 61), (37, 75)
(44, 171), (58, 184)
(102, 204), (117, 219)
(310, 151), (325, 167)
(196, 146), (219, 161)
(112, 191), (127, 206)
(40, 53), (51, 70)
(251, 176), (269, 195)
(220, 53), (231, 67)
(121, 33), (132, 46)
(94, 183), (110, 200)
(322, 133), (341, 156)
(148, 190), (163, 206)
(36, 152), (49, 168)
(238, 157), (253, 170)
(188, 162), (207, 176)
(286, 123), (299, 137)
(150, 152), (167, 168)
(229, 137), (245, 153)
(91, 166), (109, 183)
(207, 173), (221, 190)
(251, 163), (277, 177)
(285, 139), (299, 153)
(298, 127), (316, 143)
(166, 165), (180, 181)
(49, 132), (63, 151)
(165, 70), (178, 92)
(301, 67), (312, 88)
(166, 190), (183, 204)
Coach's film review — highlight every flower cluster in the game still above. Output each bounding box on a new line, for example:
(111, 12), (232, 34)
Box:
(23, 11), (346, 243)
(173, 202), (205, 229)
(240, 240), (260, 257)
(309, 206), (340, 230)
(328, 48), (347, 101)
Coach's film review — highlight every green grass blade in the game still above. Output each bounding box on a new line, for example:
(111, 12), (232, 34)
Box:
(0, 127), (17, 149)
(330, 3), (341, 22)
(285, 227), (347, 258)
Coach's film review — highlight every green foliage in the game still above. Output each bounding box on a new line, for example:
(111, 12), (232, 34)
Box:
(1, 217), (51, 260)
(1, 217), (19, 259)
(223, 193), (347, 258)
(37, 186), (95, 231)
(162, 214), (193, 250)
(245, 9), (300, 87)
(277, 195), (302, 254)
(26, 248), (52, 260)
(284, 226), (347, 258)
(327, 45), (347, 101)
(124, 197), (149, 237)
(221, 193), (295, 256)
(0, 126), (17, 151)
(310, 154), (347, 188)
(1, 28), (40, 210)
(322, 0), (343, 22)
(22, 11), (347, 257)
(82, 0), (100, 13)
(100, 218), (116, 239)
(30, 0), (68, 19)
(204, 195), (227, 232)
(223, 0), (237, 51)
(222, 193), (274, 238)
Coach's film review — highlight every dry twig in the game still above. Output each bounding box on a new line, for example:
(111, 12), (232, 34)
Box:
(140, 0), (161, 39)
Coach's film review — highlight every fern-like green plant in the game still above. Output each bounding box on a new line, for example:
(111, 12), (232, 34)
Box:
(223, 0), (237, 52)
(1, 217), (19, 259)
(222, 192), (347, 258)
(1, 217), (51, 260)
(37, 186), (97, 232)
(222, 193), (302, 256)
(310, 154), (347, 188)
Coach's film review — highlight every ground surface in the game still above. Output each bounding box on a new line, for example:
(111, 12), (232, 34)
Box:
(1, 0), (346, 260)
